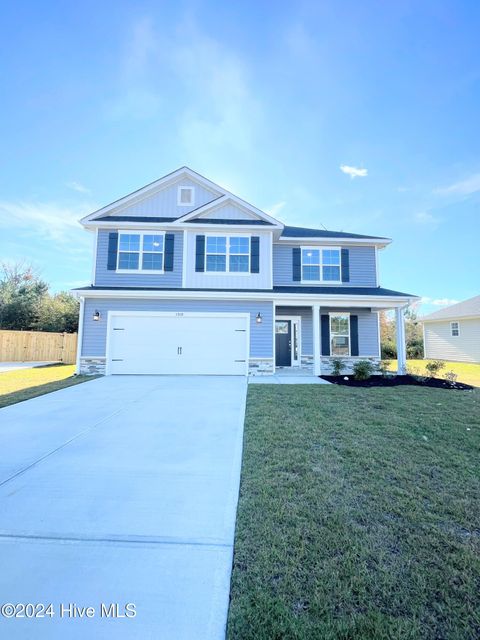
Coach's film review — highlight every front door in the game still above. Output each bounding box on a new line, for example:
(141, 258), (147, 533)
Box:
(275, 320), (292, 366)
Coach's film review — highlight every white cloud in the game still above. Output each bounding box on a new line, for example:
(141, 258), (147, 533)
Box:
(421, 297), (459, 307)
(434, 172), (480, 196)
(414, 211), (439, 227)
(0, 201), (95, 244)
(340, 165), (368, 178)
(66, 181), (91, 194)
(265, 201), (286, 217)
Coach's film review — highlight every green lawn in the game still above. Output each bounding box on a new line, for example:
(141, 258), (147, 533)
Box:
(228, 385), (480, 639)
(0, 364), (94, 408)
(386, 359), (480, 388)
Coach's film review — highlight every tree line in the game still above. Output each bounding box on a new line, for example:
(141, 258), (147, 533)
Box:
(379, 308), (424, 359)
(0, 263), (79, 333)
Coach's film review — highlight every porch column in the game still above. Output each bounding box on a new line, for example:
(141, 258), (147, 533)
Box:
(395, 306), (407, 375)
(313, 304), (321, 376)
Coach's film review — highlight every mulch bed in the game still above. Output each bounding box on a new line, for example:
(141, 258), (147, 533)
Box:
(321, 374), (474, 390)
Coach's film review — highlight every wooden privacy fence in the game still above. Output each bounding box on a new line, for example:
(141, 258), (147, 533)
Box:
(0, 330), (77, 364)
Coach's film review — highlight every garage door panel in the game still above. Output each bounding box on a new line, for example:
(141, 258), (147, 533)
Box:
(108, 314), (248, 376)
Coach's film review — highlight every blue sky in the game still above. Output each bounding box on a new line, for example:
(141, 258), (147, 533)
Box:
(1, 1), (479, 313)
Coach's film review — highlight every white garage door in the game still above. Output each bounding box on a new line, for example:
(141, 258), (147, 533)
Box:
(107, 312), (249, 375)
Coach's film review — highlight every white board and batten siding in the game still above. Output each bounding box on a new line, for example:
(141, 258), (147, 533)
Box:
(183, 230), (273, 290)
(108, 177), (219, 219)
(424, 319), (480, 363)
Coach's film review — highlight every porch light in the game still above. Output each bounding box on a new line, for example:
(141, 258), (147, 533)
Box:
(256, 313), (263, 324)
(93, 310), (101, 321)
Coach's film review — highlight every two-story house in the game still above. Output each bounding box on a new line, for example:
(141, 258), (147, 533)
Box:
(74, 167), (417, 377)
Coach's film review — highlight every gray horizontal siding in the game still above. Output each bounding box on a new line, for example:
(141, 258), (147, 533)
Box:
(424, 319), (480, 363)
(274, 306), (379, 357)
(82, 299), (273, 359)
(108, 177), (219, 219)
(95, 230), (183, 287)
(273, 244), (377, 287)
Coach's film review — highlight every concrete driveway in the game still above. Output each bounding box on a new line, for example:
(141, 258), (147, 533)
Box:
(0, 375), (247, 639)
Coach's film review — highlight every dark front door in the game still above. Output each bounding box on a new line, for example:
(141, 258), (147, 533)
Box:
(275, 320), (292, 366)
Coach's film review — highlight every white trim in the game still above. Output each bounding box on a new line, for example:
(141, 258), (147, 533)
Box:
(422, 321), (427, 359)
(203, 233), (251, 275)
(116, 230), (165, 274)
(91, 228), (98, 286)
(450, 321), (460, 337)
(75, 297), (85, 374)
(329, 312), (351, 357)
(181, 229), (187, 288)
(300, 246), (342, 284)
(313, 304), (321, 375)
(105, 311), (250, 376)
(176, 194), (283, 227)
(74, 288), (418, 307)
(376, 311), (381, 358)
(277, 237), (391, 248)
(177, 185), (194, 206)
(275, 315), (302, 367)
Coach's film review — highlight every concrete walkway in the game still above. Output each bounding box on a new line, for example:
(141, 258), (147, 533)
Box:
(0, 375), (247, 639)
(0, 361), (57, 373)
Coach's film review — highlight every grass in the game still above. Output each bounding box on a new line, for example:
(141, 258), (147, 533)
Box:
(0, 364), (93, 408)
(228, 385), (480, 639)
(386, 359), (480, 387)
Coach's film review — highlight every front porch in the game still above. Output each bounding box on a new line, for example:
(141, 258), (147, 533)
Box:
(272, 302), (407, 377)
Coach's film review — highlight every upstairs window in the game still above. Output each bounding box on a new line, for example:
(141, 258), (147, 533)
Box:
(178, 186), (194, 206)
(117, 232), (164, 272)
(330, 313), (350, 356)
(301, 247), (341, 282)
(205, 235), (250, 273)
(450, 321), (460, 337)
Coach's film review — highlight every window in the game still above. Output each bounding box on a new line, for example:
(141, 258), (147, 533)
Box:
(205, 235), (250, 273)
(330, 313), (350, 355)
(177, 186), (194, 206)
(117, 232), (164, 272)
(301, 247), (341, 282)
(450, 321), (460, 337)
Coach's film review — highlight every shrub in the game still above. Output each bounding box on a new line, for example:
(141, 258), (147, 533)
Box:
(381, 341), (397, 359)
(330, 358), (346, 376)
(376, 360), (390, 376)
(444, 370), (458, 385)
(407, 338), (424, 359)
(425, 360), (446, 378)
(353, 360), (376, 381)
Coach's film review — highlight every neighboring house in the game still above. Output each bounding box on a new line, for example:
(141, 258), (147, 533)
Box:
(74, 167), (417, 377)
(422, 295), (480, 363)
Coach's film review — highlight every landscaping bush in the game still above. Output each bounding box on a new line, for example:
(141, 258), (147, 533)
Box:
(425, 360), (446, 378)
(353, 360), (376, 381)
(330, 357), (346, 376)
(381, 341), (397, 359)
(376, 360), (390, 377)
(444, 370), (458, 385)
(407, 338), (424, 359)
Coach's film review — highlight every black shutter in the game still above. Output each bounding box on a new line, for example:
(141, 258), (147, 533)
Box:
(350, 315), (359, 356)
(292, 247), (301, 281)
(164, 233), (175, 271)
(195, 235), (205, 272)
(341, 248), (350, 282)
(321, 315), (330, 355)
(107, 232), (118, 270)
(250, 236), (260, 273)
